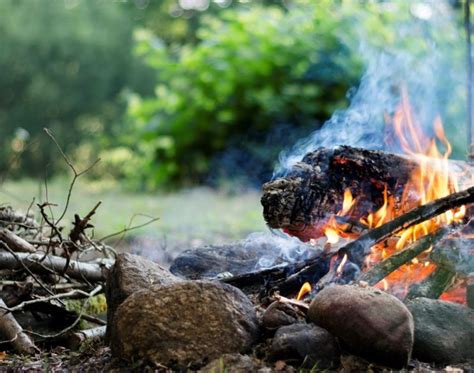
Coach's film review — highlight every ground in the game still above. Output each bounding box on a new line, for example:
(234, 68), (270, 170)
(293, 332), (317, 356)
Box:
(0, 178), (266, 265)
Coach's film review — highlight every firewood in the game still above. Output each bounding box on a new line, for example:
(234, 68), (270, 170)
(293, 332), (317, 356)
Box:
(67, 326), (106, 350)
(358, 227), (450, 286)
(405, 268), (456, 300)
(0, 228), (36, 253)
(262, 146), (471, 241)
(280, 187), (474, 294)
(0, 298), (37, 354)
(0, 251), (109, 283)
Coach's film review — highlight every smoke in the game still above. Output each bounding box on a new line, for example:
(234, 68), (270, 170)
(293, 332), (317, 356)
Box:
(276, 1), (465, 176)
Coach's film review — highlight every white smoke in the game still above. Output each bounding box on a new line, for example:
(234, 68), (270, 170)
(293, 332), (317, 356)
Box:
(276, 1), (465, 176)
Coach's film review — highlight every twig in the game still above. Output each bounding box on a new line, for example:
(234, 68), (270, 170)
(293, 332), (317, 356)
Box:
(99, 214), (160, 242)
(0, 287), (103, 313)
(25, 285), (102, 340)
(43, 128), (100, 225)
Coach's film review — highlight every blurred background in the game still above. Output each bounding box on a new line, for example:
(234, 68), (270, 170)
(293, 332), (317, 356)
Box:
(0, 0), (469, 262)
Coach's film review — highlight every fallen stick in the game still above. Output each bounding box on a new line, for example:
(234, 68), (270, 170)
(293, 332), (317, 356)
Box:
(358, 227), (450, 286)
(0, 251), (109, 283)
(0, 298), (37, 354)
(0, 228), (36, 253)
(67, 326), (106, 350)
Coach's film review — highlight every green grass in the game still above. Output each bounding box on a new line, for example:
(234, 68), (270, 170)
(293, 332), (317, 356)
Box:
(0, 178), (267, 262)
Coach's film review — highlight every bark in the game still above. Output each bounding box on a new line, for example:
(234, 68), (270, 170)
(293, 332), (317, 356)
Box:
(0, 298), (37, 354)
(358, 228), (450, 286)
(262, 146), (472, 242)
(67, 326), (106, 350)
(0, 251), (108, 283)
(405, 268), (456, 300)
(0, 228), (36, 253)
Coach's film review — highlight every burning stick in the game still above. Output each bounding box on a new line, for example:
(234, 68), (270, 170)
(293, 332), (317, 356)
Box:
(358, 227), (450, 286)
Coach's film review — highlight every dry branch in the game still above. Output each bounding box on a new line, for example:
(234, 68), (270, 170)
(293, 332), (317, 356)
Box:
(0, 228), (37, 253)
(0, 251), (108, 283)
(0, 298), (37, 354)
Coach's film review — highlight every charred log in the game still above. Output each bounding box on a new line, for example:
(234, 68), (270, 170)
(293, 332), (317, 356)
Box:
(262, 146), (471, 241)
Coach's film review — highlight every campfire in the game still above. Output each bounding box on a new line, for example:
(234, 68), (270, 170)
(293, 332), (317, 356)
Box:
(261, 88), (473, 306)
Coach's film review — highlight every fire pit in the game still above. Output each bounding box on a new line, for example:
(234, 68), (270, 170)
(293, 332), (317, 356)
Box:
(104, 89), (473, 371)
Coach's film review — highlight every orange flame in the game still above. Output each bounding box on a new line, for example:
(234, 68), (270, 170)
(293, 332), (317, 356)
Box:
(296, 282), (312, 301)
(303, 87), (471, 302)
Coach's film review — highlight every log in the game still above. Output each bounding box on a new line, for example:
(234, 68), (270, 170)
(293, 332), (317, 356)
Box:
(405, 267), (456, 300)
(0, 228), (36, 253)
(0, 251), (109, 283)
(262, 146), (471, 242)
(358, 227), (450, 286)
(0, 298), (37, 354)
(67, 326), (106, 350)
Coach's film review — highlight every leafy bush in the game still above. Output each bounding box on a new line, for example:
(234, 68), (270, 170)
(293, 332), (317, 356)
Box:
(127, 1), (365, 187)
(127, 0), (467, 188)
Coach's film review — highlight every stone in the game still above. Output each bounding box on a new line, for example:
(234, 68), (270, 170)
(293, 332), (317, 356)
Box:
(105, 253), (181, 339)
(199, 354), (267, 372)
(170, 232), (315, 279)
(406, 297), (474, 365)
(260, 301), (299, 331)
(110, 280), (259, 368)
(308, 285), (414, 369)
(268, 323), (340, 369)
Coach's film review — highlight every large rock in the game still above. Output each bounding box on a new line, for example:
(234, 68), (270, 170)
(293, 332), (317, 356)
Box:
(105, 253), (181, 339)
(110, 280), (259, 368)
(406, 297), (474, 365)
(170, 232), (315, 279)
(268, 323), (340, 369)
(308, 285), (414, 369)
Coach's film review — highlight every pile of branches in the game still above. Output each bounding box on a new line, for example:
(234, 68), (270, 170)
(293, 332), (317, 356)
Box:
(0, 201), (115, 354)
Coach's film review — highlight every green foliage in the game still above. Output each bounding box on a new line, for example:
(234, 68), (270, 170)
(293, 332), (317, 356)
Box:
(0, 0), (154, 177)
(127, 0), (467, 188)
(128, 1), (366, 187)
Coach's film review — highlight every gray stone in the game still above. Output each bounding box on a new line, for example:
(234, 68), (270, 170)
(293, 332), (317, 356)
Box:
(308, 285), (414, 369)
(105, 253), (181, 339)
(268, 323), (340, 369)
(170, 232), (315, 279)
(260, 301), (299, 331)
(110, 280), (260, 368)
(406, 297), (474, 365)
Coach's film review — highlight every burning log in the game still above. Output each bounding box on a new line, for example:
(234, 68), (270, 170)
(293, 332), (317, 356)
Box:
(405, 236), (473, 300)
(262, 146), (471, 242)
(358, 227), (450, 286)
(405, 268), (456, 300)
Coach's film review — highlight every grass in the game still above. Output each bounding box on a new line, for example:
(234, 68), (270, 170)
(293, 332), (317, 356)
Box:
(0, 177), (267, 264)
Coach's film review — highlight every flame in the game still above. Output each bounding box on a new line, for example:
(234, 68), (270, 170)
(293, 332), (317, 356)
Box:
(296, 282), (312, 301)
(323, 189), (357, 244)
(306, 87), (470, 302)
